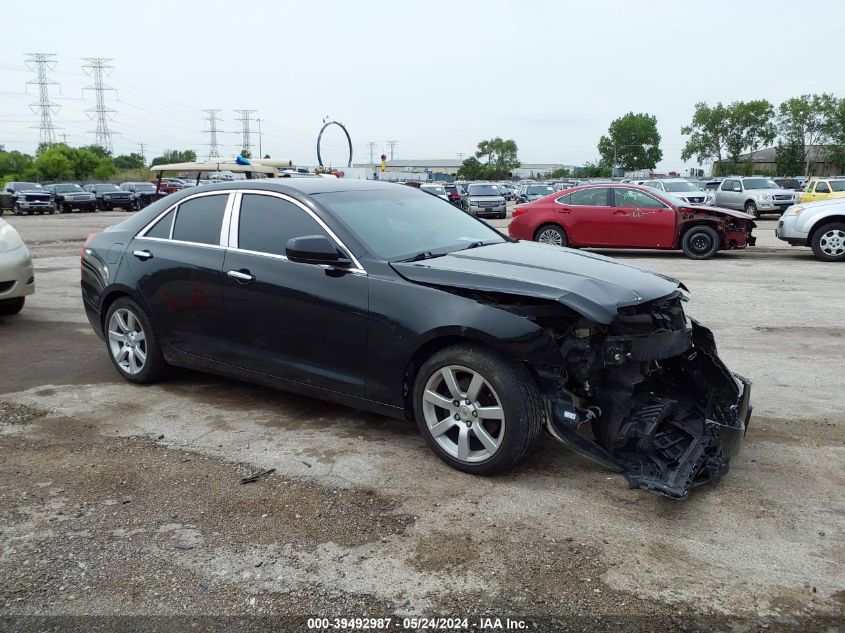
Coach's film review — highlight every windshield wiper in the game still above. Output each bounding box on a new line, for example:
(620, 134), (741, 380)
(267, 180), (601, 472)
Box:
(457, 240), (495, 252)
(397, 250), (447, 262)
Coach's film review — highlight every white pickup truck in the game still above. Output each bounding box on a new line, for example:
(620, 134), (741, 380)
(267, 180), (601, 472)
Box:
(713, 177), (797, 218)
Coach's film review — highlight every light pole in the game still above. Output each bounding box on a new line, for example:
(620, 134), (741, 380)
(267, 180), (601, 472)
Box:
(256, 118), (263, 158)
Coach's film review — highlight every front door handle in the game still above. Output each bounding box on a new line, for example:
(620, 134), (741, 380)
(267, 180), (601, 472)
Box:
(612, 210), (627, 215)
(132, 249), (153, 260)
(227, 269), (255, 283)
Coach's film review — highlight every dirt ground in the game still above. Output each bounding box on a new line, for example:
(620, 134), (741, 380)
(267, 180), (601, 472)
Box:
(1, 210), (843, 632)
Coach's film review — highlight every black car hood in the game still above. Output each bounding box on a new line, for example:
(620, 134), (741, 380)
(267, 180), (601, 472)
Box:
(391, 241), (683, 324)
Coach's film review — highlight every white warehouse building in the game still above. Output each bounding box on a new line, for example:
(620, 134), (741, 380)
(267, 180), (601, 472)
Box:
(351, 159), (582, 181)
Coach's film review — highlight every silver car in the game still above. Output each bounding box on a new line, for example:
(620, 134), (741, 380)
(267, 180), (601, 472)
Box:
(419, 183), (450, 203)
(463, 183), (507, 218)
(714, 177), (797, 217)
(776, 198), (845, 262)
(0, 218), (34, 315)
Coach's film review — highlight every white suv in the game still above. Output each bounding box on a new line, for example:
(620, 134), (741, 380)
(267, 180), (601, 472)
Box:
(642, 179), (715, 206)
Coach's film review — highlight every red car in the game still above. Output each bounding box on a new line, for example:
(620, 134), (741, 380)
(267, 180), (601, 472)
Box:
(508, 184), (756, 259)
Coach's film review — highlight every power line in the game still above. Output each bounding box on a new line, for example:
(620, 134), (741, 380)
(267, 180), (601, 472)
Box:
(203, 109), (224, 158)
(24, 53), (60, 146)
(81, 57), (117, 152)
(386, 140), (398, 161)
(233, 109), (257, 156)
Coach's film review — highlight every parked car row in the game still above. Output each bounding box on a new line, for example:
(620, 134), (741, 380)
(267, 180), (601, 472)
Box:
(0, 181), (169, 215)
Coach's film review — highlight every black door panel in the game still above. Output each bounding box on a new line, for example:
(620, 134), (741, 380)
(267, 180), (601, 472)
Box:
(127, 239), (227, 357)
(221, 250), (368, 396)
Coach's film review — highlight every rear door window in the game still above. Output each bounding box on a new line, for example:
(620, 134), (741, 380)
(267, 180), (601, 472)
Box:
(171, 194), (228, 245)
(569, 188), (609, 206)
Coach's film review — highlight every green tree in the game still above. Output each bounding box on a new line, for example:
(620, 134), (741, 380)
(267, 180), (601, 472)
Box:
(778, 94), (837, 175)
(734, 100), (777, 160)
(113, 153), (146, 170)
(31, 146), (75, 181)
(775, 139), (805, 176)
(456, 156), (487, 180)
(681, 102), (732, 164)
(474, 137), (520, 179)
(150, 149), (197, 167)
(548, 167), (570, 179)
(240, 149), (252, 159)
(0, 147), (34, 180)
(577, 161), (612, 178)
(824, 97), (845, 171)
(598, 112), (662, 171)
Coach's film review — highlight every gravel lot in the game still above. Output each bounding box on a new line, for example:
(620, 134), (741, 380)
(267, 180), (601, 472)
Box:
(1, 209), (843, 632)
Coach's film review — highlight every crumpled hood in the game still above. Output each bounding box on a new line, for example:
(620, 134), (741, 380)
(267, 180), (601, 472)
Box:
(391, 241), (683, 324)
(685, 205), (755, 220)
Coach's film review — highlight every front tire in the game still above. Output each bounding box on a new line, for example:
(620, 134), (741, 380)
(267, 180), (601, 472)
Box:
(0, 297), (25, 315)
(744, 201), (759, 218)
(534, 224), (568, 247)
(682, 225), (720, 259)
(412, 343), (543, 475)
(104, 298), (166, 384)
(811, 222), (845, 262)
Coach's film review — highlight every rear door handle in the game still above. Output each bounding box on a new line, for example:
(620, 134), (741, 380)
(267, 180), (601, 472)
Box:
(132, 249), (153, 260)
(227, 269), (255, 282)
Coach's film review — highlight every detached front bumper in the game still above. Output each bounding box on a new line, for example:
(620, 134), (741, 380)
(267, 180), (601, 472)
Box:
(544, 320), (751, 500)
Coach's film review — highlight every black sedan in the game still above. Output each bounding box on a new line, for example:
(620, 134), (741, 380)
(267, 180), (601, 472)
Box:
(80, 179), (751, 499)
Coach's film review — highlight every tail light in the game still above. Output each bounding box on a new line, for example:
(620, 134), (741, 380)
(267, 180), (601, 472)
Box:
(513, 206), (528, 217)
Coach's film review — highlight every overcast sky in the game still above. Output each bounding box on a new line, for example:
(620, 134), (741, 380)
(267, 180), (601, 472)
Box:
(1, 0), (843, 172)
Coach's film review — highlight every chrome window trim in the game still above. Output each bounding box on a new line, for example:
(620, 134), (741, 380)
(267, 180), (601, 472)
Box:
(230, 189), (366, 274)
(134, 236), (227, 251)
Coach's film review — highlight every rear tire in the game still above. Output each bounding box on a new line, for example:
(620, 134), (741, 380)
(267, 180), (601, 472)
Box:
(0, 297), (25, 315)
(810, 222), (845, 262)
(412, 343), (543, 475)
(534, 224), (568, 247)
(104, 297), (166, 384)
(682, 225), (720, 260)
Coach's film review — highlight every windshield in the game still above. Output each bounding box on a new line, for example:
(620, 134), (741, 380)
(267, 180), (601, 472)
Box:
(663, 181), (700, 192)
(316, 188), (506, 261)
(527, 185), (554, 195)
(16, 182), (41, 190)
(55, 184), (83, 193)
(97, 184), (121, 192)
(468, 184), (500, 196)
(744, 178), (779, 190)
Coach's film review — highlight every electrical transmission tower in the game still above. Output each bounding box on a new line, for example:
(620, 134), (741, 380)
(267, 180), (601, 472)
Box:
(81, 58), (117, 153)
(203, 110), (224, 158)
(24, 53), (60, 146)
(366, 141), (377, 165)
(233, 110), (258, 156)
(386, 140), (399, 160)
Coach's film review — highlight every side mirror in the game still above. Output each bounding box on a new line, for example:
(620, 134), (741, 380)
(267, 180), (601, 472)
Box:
(286, 235), (346, 266)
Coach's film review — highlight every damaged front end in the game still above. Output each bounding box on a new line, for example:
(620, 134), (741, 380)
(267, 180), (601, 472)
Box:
(529, 293), (752, 499)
